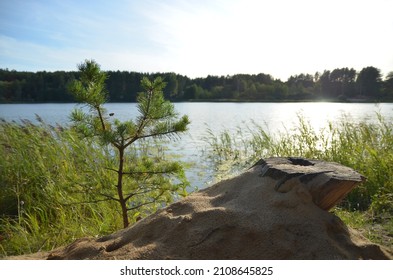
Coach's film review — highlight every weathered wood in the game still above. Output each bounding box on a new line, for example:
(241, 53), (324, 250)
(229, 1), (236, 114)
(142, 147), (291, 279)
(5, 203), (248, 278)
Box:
(255, 157), (366, 210)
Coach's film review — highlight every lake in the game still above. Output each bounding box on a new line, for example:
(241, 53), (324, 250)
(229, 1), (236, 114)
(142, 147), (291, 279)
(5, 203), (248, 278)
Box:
(1, 102), (393, 188)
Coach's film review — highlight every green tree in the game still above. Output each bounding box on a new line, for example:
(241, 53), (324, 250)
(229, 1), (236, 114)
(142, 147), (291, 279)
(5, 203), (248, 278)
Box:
(163, 72), (178, 99)
(68, 59), (190, 228)
(356, 66), (382, 97)
(383, 71), (393, 98)
(330, 68), (356, 98)
(286, 74), (315, 99)
(184, 83), (202, 100)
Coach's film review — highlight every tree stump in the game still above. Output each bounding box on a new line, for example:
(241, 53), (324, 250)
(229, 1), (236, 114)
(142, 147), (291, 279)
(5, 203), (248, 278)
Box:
(254, 157), (366, 210)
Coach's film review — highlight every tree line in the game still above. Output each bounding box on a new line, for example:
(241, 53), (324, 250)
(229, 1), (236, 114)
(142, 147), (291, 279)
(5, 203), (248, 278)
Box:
(1, 66), (393, 103)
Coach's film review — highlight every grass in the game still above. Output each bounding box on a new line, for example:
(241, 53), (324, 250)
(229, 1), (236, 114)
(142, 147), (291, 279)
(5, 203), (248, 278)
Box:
(332, 208), (393, 248)
(0, 117), (123, 257)
(0, 117), (185, 257)
(203, 112), (393, 249)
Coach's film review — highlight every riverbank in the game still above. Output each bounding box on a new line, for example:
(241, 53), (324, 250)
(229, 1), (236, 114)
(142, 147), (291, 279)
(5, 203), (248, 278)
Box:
(2, 97), (393, 104)
(1, 105), (393, 257)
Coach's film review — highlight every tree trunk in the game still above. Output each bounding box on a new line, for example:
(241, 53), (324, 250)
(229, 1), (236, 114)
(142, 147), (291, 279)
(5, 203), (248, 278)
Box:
(116, 147), (129, 228)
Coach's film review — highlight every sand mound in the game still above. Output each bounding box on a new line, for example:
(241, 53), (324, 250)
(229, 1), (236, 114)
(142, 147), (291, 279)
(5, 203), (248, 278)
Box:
(18, 158), (393, 259)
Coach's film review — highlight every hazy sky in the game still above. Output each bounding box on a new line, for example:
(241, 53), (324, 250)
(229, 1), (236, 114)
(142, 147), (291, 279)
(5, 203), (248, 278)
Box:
(1, 0), (392, 80)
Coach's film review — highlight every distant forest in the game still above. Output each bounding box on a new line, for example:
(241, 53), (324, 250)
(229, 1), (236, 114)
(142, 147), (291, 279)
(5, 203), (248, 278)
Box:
(1, 66), (393, 103)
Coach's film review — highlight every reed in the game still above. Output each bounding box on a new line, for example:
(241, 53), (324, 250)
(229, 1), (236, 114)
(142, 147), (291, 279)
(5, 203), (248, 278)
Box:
(203, 113), (393, 247)
(0, 118), (121, 257)
(0, 113), (189, 257)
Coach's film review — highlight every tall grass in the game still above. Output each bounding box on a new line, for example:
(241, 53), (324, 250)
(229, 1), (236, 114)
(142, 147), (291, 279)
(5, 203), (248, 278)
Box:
(204, 113), (393, 214)
(204, 112), (393, 248)
(0, 116), (189, 257)
(0, 118), (123, 257)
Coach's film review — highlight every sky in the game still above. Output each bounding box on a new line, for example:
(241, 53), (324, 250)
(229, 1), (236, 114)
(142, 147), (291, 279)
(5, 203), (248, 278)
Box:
(1, 0), (392, 81)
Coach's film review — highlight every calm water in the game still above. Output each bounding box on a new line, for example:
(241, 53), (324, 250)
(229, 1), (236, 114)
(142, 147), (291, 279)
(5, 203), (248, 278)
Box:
(1, 102), (393, 188)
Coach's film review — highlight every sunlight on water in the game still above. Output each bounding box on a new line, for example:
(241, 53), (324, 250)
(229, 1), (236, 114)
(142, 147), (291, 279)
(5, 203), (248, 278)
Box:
(1, 102), (392, 189)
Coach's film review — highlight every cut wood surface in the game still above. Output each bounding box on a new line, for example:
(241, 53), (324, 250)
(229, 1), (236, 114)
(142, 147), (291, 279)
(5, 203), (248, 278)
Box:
(255, 157), (366, 210)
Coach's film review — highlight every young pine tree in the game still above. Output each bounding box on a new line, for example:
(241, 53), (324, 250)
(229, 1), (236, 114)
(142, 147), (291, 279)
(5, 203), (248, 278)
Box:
(68, 59), (190, 228)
